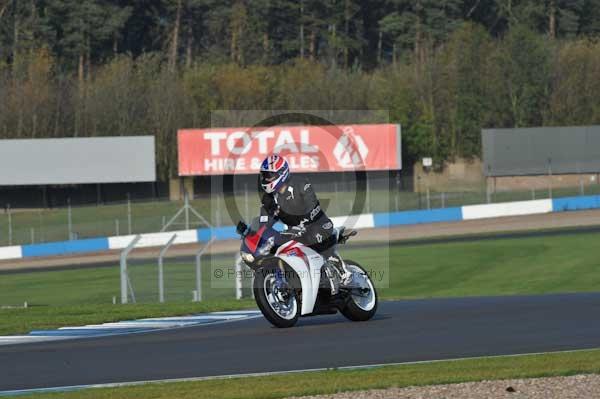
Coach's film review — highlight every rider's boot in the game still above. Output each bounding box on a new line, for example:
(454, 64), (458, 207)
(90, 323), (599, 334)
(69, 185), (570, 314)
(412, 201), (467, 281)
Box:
(327, 255), (352, 286)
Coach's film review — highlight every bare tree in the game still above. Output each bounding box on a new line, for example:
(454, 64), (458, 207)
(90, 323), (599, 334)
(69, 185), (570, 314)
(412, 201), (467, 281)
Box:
(168, 0), (182, 72)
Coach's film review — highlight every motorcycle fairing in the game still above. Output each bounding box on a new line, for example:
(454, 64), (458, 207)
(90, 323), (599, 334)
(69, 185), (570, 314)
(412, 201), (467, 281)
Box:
(276, 241), (324, 315)
(241, 223), (325, 316)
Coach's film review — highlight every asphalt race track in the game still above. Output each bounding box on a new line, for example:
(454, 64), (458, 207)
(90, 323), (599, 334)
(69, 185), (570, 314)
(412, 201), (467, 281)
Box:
(2, 293), (600, 392)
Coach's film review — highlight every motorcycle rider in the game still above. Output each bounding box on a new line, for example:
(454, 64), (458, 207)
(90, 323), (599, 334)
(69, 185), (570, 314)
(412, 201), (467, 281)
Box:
(253, 154), (352, 285)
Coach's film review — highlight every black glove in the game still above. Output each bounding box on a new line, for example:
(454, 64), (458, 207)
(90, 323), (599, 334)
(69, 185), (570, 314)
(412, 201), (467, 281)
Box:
(236, 221), (249, 236)
(261, 194), (279, 216)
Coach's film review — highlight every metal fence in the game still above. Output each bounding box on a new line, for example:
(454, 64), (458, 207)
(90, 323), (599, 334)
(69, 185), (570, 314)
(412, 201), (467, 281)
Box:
(1, 175), (600, 247)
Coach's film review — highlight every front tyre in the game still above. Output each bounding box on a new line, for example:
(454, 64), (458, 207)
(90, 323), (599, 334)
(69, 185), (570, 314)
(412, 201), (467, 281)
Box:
(340, 260), (378, 322)
(253, 266), (300, 328)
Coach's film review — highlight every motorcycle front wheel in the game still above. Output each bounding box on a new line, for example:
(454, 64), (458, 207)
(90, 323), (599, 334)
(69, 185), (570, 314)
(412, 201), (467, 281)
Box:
(339, 260), (378, 322)
(253, 266), (300, 328)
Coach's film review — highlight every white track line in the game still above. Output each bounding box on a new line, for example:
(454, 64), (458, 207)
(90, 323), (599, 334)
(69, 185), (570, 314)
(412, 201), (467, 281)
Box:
(140, 315), (249, 321)
(0, 336), (79, 344)
(58, 315), (252, 329)
(0, 312), (261, 346)
(0, 348), (598, 397)
(59, 322), (196, 329)
(209, 310), (262, 315)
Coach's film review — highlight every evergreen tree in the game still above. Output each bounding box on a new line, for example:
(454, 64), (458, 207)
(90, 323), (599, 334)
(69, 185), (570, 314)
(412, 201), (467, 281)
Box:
(498, 0), (584, 38)
(1, 0), (44, 71)
(379, 0), (462, 63)
(1, 0), (600, 172)
(40, 0), (130, 73)
(579, 0), (600, 36)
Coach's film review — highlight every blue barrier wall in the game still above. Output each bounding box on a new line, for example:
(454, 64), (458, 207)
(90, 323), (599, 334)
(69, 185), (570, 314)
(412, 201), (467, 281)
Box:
(8, 193), (600, 260)
(22, 238), (110, 258)
(552, 195), (600, 212)
(197, 226), (238, 242)
(373, 207), (463, 227)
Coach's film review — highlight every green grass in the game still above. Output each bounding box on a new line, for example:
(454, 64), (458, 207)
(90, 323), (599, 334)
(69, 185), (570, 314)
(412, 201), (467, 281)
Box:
(0, 260), (245, 306)
(0, 258), (256, 335)
(352, 231), (600, 298)
(406, 239), (598, 297)
(15, 349), (600, 399)
(1, 230), (600, 335)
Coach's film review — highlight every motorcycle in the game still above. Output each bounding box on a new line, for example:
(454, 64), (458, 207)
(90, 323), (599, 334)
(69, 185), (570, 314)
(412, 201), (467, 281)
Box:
(237, 217), (378, 328)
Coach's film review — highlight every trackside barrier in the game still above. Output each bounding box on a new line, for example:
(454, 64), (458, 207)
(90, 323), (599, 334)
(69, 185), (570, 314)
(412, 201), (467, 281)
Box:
(0, 246), (22, 260)
(461, 199), (553, 220)
(22, 237), (109, 257)
(552, 195), (600, 211)
(2, 194), (600, 261)
(373, 207), (463, 227)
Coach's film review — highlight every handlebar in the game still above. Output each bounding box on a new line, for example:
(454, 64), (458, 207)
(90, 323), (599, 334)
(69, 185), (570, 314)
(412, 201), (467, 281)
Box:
(338, 229), (357, 244)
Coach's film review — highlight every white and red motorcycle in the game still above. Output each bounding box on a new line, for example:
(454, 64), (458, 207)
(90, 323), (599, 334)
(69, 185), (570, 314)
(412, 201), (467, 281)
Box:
(238, 218), (378, 328)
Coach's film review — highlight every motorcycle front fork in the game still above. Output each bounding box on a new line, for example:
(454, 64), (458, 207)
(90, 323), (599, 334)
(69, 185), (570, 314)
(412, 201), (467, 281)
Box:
(274, 260), (288, 289)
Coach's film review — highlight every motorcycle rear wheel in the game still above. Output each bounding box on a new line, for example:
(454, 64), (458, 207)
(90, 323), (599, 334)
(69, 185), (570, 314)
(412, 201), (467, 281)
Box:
(339, 260), (378, 322)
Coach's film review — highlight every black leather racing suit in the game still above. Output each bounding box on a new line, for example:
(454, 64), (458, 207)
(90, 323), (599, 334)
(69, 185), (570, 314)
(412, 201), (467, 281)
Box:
(260, 176), (336, 257)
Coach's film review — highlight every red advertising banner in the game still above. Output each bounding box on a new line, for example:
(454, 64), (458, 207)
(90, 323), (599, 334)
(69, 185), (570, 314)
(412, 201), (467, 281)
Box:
(178, 124), (401, 176)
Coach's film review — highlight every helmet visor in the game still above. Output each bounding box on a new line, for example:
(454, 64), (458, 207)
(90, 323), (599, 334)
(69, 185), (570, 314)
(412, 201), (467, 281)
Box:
(261, 171), (279, 183)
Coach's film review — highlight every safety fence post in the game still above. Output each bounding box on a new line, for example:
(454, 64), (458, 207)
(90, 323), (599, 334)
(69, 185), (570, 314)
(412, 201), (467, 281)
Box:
(195, 238), (215, 302)
(67, 198), (72, 240)
(184, 192), (190, 230)
(7, 204), (12, 245)
(120, 234), (141, 304)
(158, 234), (177, 303)
(244, 183), (249, 221)
(127, 194), (132, 234)
(235, 255), (243, 300)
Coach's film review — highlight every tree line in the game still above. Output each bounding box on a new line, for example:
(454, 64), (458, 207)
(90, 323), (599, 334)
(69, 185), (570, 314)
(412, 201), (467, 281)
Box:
(1, 0), (600, 178)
